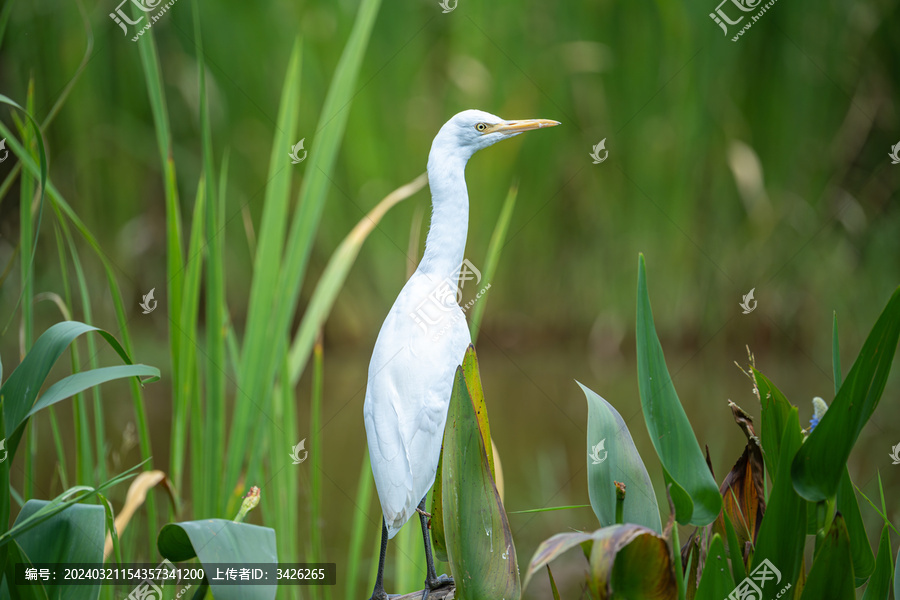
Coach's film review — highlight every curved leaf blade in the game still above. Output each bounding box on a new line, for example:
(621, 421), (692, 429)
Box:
(587, 524), (677, 600)
(750, 368), (793, 476)
(524, 531), (595, 589)
(751, 408), (806, 588)
(837, 468), (874, 583)
(695, 534), (735, 600)
(9, 501), (105, 600)
(441, 367), (519, 599)
(792, 287), (900, 501)
(158, 519), (277, 600)
(636, 255), (721, 525)
(579, 381), (660, 533)
(861, 525), (892, 600)
(799, 513), (856, 600)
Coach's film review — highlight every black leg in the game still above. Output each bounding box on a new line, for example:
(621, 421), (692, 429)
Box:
(368, 519), (390, 600)
(417, 496), (453, 600)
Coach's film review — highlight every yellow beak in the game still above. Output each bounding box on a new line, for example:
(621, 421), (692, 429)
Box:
(487, 118), (561, 134)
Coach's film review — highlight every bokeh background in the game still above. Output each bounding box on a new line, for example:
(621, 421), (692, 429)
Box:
(1, 0), (899, 597)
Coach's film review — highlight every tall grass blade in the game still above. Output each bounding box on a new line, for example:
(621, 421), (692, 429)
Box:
(0, 95), (47, 338)
(176, 179), (206, 500)
(194, 1), (228, 520)
(241, 0), (383, 490)
(469, 183), (517, 344)
(225, 38), (303, 511)
(635, 254), (721, 526)
(792, 287), (900, 501)
(345, 450), (375, 600)
(832, 312), (842, 395)
(310, 337), (327, 599)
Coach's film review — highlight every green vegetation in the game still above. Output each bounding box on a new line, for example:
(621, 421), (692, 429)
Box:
(1, 0), (898, 598)
(523, 256), (900, 599)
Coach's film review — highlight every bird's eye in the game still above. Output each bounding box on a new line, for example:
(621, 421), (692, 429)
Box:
(475, 123), (488, 132)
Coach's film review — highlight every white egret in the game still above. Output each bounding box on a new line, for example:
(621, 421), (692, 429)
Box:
(364, 109), (559, 599)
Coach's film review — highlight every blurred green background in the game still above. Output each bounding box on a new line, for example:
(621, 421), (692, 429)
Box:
(1, 0), (899, 597)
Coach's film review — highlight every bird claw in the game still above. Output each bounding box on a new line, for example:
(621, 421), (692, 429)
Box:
(416, 507), (432, 518)
(421, 574), (454, 600)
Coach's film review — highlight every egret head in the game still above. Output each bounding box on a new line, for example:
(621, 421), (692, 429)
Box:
(433, 109), (560, 160)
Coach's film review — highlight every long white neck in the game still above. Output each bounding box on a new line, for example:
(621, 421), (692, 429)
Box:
(418, 148), (470, 281)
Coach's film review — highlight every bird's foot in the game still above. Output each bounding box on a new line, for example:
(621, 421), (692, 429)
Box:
(420, 574), (454, 600)
(367, 586), (390, 600)
(416, 507), (432, 518)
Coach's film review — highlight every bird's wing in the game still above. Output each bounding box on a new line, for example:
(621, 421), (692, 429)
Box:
(364, 275), (470, 537)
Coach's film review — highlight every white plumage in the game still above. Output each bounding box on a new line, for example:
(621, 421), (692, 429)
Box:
(363, 109), (558, 599)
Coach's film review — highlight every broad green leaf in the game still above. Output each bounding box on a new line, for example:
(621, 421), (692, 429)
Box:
(461, 345), (495, 476)
(524, 531), (594, 589)
(0, 322), (156, 549)
(525, 524), (676, 599)
(799, 514), (855, 600)
(792, 287), (900, 501)
(751, 408), (806, 588)
(893, 543), (900, 600)
(157, 519), (277, 600)
(442, 367), (519, 599)
(588, 524), (678, 600)
(836, 468), (874, 583)
(1, 321), (134, 459)
(636, 255), (720, 525)
(695, 534), (734, 600)
(860, 525), (892, 600)
(23, 365), (158, 426)
(1, 540), (48, 600)
(431, 450), (449, 564)
(751, 368), (794, 476)
(578, 381), (660, 533)
(0, 465), (143, 548)
(433, 345), (496, 563)
(10, 501), (105, 600)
